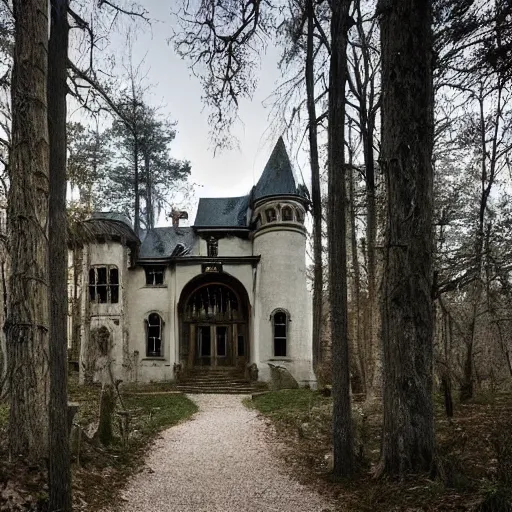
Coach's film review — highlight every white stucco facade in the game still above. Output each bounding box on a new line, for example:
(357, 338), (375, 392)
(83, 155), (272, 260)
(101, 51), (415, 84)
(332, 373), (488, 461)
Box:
(76, 138), (315, 387)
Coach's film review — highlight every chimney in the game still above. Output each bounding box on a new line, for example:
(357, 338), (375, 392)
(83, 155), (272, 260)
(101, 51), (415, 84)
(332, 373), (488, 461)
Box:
(169, 209), (188, 228)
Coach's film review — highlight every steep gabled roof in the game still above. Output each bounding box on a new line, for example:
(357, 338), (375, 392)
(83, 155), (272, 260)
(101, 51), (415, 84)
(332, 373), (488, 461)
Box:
(253, 137), (309, 202)
(193, 195), (249, 228)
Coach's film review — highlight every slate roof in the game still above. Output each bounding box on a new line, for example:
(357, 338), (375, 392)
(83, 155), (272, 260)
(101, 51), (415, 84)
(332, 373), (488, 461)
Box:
(253, 137), (309, 202)
(193, 195), (249, 228)
(90, 211), (133, 229)
(139, 227), (197, 259)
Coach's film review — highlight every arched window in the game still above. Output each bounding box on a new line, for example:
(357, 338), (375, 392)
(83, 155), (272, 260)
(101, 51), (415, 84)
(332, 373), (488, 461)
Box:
(296, 208), (304, 224)
(265, 208), (277, 223)
(146, 313), (163, 357)
(281, 206), (293, 221)
(271, 309), (289, 357)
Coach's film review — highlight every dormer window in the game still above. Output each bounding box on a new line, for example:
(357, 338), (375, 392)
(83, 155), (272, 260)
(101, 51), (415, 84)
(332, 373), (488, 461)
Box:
(89, 265), (119, 304)
(282, 206), (293, 221)
(207, 237), (218, 257)
(266, 208), (277, 223)
(145, 266), (165, 286)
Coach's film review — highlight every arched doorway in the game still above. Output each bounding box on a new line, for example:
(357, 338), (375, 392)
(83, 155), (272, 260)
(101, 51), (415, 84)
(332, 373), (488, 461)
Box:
(178, 273), (250, 370)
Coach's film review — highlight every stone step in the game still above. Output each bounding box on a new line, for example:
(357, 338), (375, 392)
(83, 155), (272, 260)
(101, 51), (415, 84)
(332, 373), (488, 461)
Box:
(176, 386), (256, 394)
(178, 378), (250, 385)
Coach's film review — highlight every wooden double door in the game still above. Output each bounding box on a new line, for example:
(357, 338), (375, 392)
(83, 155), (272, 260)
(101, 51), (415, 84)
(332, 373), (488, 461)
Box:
(197, 324), (230, 367)
(195, 324), (246, 367)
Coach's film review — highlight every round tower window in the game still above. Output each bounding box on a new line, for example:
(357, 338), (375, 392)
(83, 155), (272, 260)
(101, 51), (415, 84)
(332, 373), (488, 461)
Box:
(266, 208), (277, 223)
(282, 206), (293, 221)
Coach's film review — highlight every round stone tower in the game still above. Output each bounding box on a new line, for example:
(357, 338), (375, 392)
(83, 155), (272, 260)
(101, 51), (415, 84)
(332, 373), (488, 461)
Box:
(251, 138), (314, 386)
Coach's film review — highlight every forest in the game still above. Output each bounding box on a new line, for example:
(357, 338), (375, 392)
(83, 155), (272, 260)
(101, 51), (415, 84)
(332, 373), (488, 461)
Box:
(0, 0), (512, 511)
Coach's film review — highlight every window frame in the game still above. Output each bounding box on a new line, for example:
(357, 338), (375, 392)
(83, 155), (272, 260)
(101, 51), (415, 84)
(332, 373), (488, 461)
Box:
(89, 265), (119, 304)
(144, 266), (165, 286)
(271, 308), (290, 358)
(265, 208), (277, 223)
(207, 237), (218, 257)
(145, 312), (164, 358)
(281, 206), (294, 222)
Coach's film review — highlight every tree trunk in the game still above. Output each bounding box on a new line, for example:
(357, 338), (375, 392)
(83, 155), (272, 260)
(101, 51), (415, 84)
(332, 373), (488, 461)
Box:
(364, 115), (380, 399)
(144, 150), (154, 229)
(328, 0), (354, 478)
(134, 138), (140, 235)
(348, 134), (364, 393)
(377, 0), (436, 476)
(48, 0), (72, 508)
(306, 0), (323, 375)
(97, 383), (116, 446)
(7, 0), (50, 461)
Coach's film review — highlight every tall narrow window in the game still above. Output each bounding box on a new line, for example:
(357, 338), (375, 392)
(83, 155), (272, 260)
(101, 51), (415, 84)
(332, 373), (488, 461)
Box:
(296, 208), (304, 224)
(89, 265), (119, 304)
(282, 206), (293, 221)
(146, 313), (163, 357)
(145, 266), (165, 285)
(207, 237), (218, 257)
(272, 309), (289, 357)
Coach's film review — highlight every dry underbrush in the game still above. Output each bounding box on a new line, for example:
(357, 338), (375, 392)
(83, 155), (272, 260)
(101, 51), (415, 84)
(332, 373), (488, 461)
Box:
(250, 390), (512, 511)
(0, 377), (197, 511)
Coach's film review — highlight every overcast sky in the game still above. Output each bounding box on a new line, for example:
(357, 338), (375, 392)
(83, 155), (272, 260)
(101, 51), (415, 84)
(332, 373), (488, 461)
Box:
(96, 1), (309, 224)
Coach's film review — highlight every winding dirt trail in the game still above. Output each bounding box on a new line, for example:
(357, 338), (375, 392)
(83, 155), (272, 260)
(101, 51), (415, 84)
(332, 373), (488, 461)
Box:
(119, 394), (333, 512)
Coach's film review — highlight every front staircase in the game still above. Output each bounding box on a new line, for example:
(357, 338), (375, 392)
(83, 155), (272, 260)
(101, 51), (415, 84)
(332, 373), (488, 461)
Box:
(176, 368), (260, 394)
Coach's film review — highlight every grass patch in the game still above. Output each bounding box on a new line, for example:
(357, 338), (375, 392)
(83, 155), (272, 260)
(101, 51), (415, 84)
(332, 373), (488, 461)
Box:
(122, 393), (198, 435)
(249, 389), (329, 422)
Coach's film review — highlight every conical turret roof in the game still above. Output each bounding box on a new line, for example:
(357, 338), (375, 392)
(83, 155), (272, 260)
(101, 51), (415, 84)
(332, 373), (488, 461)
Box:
(253, 137), (309, 202)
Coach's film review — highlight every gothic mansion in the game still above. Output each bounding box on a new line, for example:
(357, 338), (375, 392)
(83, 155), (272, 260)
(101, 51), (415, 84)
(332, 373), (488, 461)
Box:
(75, 138), (314, 386)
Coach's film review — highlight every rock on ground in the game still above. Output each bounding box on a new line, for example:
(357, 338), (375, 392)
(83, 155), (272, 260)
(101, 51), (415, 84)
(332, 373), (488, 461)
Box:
(118, 394), (333, 512)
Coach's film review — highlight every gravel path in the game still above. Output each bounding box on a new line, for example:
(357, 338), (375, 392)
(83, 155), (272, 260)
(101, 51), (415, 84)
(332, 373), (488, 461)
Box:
(119, 394), (333, 512)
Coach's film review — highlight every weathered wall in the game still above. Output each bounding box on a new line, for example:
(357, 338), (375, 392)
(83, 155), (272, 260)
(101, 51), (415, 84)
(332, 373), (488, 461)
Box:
(79, 241), (128, 384)
(125, 266), (174, 382)
(253, 226), (314, 386)
(77, 227), (313, 386)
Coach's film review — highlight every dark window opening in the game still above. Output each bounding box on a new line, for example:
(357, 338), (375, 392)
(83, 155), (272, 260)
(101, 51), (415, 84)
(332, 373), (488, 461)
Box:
(184, 284), (241, 322)
(273, 311), (288, 357)
(282, 206), (293, 221)
(296, 208), (304, 224)
(207, 237), (218, 257)
(199, 326), (211, 357)
(266, 208), (277, 223)
(89, 265), (119, 304)
(146, 313), (163, 357)
(237, 335), (245, 357)
(216, 326), (227, 357)
(145, 266), (165, 286)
